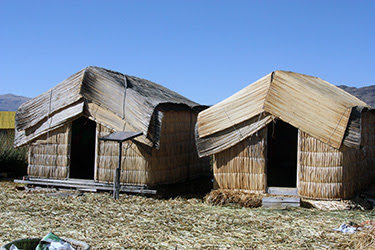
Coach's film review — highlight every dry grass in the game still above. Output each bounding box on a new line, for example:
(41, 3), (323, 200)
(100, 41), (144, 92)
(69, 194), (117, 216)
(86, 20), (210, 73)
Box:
(348, 226), (375, 249)
(1, 181), (375, 249)
(205, 189), (262, 208)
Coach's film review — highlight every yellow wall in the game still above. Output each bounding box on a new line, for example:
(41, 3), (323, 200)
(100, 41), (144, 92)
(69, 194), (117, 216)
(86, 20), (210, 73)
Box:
(0, 111), (16, 129)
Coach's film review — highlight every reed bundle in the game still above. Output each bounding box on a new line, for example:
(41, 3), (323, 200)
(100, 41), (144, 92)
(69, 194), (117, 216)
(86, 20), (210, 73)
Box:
(205, 189), (262, 207)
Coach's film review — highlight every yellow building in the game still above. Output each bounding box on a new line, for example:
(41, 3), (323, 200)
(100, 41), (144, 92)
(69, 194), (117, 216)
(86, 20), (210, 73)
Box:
(0, 111), (16, 131)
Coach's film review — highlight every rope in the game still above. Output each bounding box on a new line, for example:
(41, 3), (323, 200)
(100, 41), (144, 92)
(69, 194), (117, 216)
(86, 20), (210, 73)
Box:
(46, 89), (53, 141)
(327, 106), (352, 146)
(46, 89), (57, 175)
(248, 112), (267, 155)
(223, 108), (243, 142)
(122, 76), (128, 131)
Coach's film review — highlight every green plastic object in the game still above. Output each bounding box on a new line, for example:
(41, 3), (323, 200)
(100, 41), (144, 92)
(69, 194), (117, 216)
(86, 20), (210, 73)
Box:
(0, 234), (90, 250)
(35, 232), (73, 250)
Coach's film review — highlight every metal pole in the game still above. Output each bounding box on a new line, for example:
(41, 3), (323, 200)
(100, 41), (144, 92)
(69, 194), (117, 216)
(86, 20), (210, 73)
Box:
(114, 141), (122, 199)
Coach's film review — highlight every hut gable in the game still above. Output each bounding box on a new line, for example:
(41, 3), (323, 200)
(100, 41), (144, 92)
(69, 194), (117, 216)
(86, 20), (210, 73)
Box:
(196, 70), (369, 157)
(15, 66), (201, 148)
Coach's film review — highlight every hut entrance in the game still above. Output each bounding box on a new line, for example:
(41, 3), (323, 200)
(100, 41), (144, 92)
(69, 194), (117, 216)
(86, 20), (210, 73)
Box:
(267, 120), (298, 188)
(70, 116), (96, 179)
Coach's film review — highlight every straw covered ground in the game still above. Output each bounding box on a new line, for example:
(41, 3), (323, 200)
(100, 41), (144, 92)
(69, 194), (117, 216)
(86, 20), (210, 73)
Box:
(1, 181), (375, 249)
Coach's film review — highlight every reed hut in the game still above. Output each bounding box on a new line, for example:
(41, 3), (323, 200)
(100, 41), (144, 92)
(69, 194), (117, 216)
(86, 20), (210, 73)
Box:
(196, 70), (375, 200)
(15, 66), (210, 187)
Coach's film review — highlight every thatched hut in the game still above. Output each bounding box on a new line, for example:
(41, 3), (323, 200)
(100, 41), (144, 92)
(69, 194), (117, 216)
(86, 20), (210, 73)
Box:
(196, 70), (375, 200)
(15, 66), (210, 187)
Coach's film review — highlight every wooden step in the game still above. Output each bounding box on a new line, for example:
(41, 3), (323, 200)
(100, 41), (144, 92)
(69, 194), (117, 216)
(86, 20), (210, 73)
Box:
(267, 187), (298, 196)
(262, 196), (301, 209)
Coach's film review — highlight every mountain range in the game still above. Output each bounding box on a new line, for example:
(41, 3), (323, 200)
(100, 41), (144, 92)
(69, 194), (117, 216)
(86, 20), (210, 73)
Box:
(0, 94), (31, 111)
(0, 84), (374, 111)
(337, 85), (375, 108)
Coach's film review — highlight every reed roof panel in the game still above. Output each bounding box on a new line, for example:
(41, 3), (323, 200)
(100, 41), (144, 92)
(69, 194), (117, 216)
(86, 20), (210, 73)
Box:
(197, 73), (271, 138)
(196, 113), (272, 157)
(15, 70), (84, 131)
(264, 71), (367, 149)
(15, 66), (201, 147)
(197, 70), (370, 155)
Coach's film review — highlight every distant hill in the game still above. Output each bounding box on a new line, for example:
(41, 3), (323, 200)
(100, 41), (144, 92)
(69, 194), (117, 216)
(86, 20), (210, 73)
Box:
(0, 94), (30, 111)
(337, 85), (375, 108)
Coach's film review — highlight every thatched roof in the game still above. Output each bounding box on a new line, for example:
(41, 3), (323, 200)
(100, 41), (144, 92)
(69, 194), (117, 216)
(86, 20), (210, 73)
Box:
(15, 66), (202, 147)
(196, 70), (371, 157)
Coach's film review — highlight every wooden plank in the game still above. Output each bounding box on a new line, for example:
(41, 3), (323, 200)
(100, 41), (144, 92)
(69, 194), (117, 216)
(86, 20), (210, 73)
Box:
(262, 196), (301, 209)
(14, 179), (157, 194)
(26, 177), (143, 188)
(77, 188), (98, 192)
(267, 187), (298, 196)
(121, 186), (157, 195)
(27, 177), (108, 185)
(263, 197), (300, 203)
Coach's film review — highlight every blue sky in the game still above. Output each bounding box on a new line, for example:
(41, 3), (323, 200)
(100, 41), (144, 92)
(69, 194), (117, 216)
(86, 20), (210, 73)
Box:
(1, 0), (374, 105)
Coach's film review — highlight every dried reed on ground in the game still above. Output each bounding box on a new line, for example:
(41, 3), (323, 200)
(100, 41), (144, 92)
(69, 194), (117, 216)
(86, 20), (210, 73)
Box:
(348, 227), (375, 249)
(205, 189), (262, 208)
(1, 181), (375, 249)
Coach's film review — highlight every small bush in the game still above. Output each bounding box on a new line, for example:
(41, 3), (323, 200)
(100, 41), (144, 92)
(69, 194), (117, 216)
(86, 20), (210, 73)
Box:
(0, 130), (28, 178)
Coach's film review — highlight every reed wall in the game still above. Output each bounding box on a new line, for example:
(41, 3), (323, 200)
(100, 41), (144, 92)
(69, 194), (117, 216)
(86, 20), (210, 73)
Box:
(213, 127), (267, 193)
(299, 109), (375, 200)
(148, 110), (210, 185)
(341, 110), (375, 198)
(96, 111), (210, 186)
(341, 145), (366, 199)
(298, 129), (374, 200)
(298, 131), (346, 199)
(28, 124), (71, 179)
(96, 123), (151, 185)
(355, 110), (375, 190)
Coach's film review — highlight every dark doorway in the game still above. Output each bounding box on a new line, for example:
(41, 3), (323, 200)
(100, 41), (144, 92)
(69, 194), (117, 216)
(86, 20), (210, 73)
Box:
(267, 120), (298, 187)
(70, 116), (96, 179)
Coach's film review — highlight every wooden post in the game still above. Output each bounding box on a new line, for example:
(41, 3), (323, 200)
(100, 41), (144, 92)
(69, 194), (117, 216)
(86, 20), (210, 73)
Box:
(114, 141), (122, 199)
